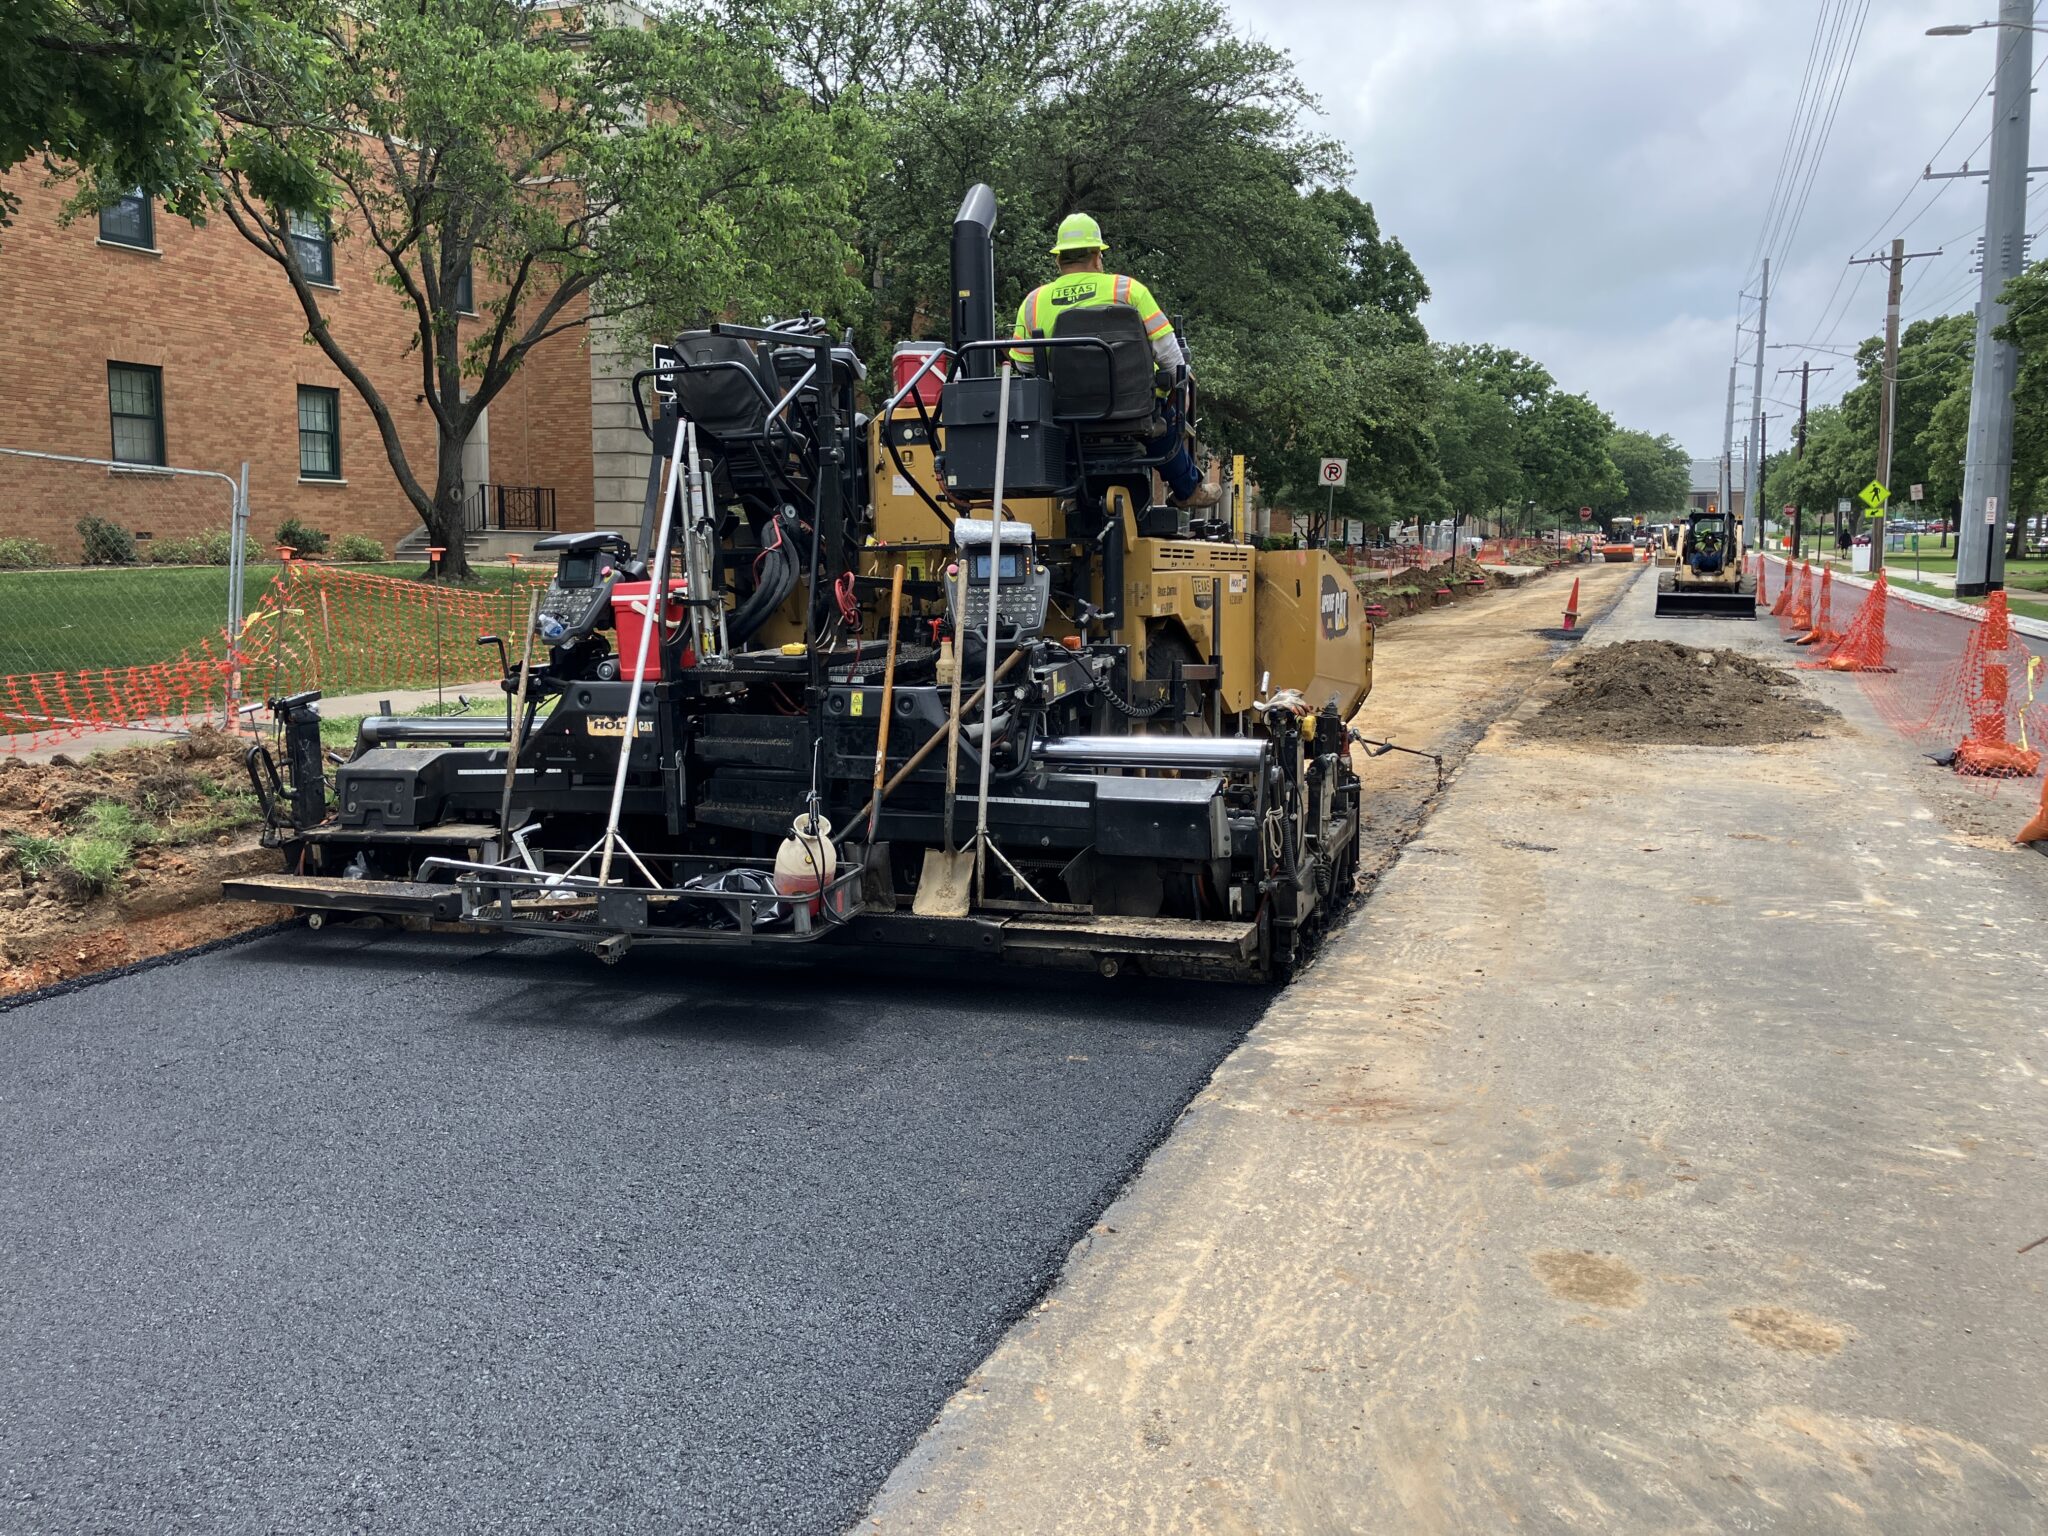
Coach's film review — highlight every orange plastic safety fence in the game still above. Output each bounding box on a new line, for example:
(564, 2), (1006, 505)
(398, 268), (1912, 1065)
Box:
(1757, 556), (2048, 820)
(0, 655), (235, 751)
(236, 563), (548, 700)
(0, 562), (548, 754)
(1784, 562), (1814, 633)
(1801, 569), (1890, 672)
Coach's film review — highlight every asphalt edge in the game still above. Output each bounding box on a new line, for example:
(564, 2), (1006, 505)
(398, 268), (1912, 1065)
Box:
(0, 918), (299, 1015)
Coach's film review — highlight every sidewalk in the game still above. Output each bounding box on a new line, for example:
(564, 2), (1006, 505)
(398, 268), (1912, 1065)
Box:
(866, 574), (2048, 1531)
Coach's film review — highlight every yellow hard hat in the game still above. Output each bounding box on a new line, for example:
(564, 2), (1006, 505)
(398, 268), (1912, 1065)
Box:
(1051, 212), (1108, 255)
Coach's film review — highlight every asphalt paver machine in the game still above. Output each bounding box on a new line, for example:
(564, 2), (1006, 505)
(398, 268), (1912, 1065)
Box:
(230, 186), (1373, 979)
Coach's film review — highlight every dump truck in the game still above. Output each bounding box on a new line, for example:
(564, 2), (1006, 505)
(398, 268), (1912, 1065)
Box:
(226, 185), (1374, 981)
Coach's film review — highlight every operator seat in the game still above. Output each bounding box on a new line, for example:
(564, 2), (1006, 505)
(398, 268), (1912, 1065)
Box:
(670, 330), (777, 442)
(1047, 303), (1168, 510)
(668, 329), (806, 514)
(1047, 303), (1158, 435)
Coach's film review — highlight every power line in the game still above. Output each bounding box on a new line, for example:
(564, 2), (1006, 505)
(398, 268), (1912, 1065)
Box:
(1778, 40), (2020, 361)
(1746, 0), (1840, 284)
(1847, 57), (2001, 255)
(1764, 0), (1873, 277)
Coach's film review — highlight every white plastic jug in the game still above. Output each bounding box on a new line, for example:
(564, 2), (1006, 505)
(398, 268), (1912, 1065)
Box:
(773, 813), (836, 907)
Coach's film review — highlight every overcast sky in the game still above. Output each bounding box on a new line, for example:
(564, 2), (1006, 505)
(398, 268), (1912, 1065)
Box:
(1227, 0), (2039, 460)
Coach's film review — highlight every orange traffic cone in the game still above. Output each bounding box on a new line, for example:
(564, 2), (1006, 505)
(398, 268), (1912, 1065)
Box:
(1802, 569), (1893, 673)
(2017, 770), (2048, 844)
(1795, 566), (1838, 645)
(1756, 558), (1770, 605)
(1956, 592), (2043, 775)
(1771, 557), (1796, 617)
(1786, 561), (1813, 631)
(1562, 577), (1581, 631)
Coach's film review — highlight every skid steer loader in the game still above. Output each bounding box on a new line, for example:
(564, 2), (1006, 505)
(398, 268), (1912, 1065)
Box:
(1655, 506), (1757, 617)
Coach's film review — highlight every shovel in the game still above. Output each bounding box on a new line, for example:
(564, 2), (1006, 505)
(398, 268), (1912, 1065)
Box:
(914, 560), (975, 917)
(865, 562), (908, 846)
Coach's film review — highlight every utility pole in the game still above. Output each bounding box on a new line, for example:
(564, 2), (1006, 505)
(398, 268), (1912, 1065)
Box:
(1738, 432), (1749, 537)
(1850, 239), (1941, 571)
(1947, 0), (2035, 594)
(1875, 238), (1904, 572)
(1720, 364), (1739, 519)
(1758, 412), (1768, 549)
(1745, 258), (1770, 549)
(1778, 360), (1836, 556)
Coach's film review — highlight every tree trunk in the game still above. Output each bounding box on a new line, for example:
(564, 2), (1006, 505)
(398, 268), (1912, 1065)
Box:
(425, 430), (473, 581)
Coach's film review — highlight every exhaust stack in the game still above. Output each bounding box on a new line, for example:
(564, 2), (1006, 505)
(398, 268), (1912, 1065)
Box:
(951, 184), (998, 377)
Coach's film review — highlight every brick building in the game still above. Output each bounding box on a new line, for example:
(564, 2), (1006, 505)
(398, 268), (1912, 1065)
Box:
(0, 172), (652, 560)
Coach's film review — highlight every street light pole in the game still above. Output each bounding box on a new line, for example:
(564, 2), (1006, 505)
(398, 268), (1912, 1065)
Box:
(1940, 1), (2034, 593)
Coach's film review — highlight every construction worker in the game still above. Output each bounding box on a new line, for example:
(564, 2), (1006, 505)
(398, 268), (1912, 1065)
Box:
(1012, 212), (1220, 510)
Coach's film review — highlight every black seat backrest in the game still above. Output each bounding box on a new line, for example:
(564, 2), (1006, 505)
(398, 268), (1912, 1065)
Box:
(1047, 304), (1156, 432)
(669, 331), (774, 440)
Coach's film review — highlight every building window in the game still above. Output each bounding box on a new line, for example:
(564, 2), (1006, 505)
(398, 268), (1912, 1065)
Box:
(98, 190), (154, 250)
(451, 253), (474, 315)
(288, 210), (334, 285)
(297, 386), (341, 479)
(107, 363), (166, 466)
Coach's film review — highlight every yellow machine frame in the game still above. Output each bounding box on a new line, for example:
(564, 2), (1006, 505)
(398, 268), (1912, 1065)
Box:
(864, 417), (1371, 722)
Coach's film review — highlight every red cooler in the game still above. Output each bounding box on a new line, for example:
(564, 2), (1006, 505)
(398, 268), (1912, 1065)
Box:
(891, 341), (947, 407)
(610, 578), (688, 679)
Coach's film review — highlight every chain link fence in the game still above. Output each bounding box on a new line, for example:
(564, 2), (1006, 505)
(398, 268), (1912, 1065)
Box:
(0, 446), (548, 753)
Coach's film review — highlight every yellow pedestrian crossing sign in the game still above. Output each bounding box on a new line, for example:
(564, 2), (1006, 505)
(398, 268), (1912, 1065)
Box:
(1859, 480), (1890, 512)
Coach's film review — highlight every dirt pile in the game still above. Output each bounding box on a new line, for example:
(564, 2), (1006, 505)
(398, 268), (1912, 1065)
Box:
(0, 725), (274, 993)
(1523, 639), (1833, 747)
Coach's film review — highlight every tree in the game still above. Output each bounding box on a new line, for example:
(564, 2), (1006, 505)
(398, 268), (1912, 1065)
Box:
(1, 0), (307, 229)
(1764, 404), (1863, 547)
(1434, 377), (1521, 528)
(1438, 343), (1553, 413)
(734, 0), (1439, 527)
(1600, 429), (1690, 522)
(1823, 312), (1974, 537)
(1990, 260), (2048, 556)
(213, 0), (873, 575)
(1521, 392), (1622, 516)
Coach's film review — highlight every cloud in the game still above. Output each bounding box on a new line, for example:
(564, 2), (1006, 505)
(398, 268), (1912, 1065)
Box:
(1226, 0), (2022, 455)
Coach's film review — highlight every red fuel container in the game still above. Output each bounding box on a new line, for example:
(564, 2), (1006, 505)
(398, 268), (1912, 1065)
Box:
(610, 578), (688, 679)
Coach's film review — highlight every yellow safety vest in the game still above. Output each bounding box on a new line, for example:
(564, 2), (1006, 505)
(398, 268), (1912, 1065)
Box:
(1010, 271), (1175, 368)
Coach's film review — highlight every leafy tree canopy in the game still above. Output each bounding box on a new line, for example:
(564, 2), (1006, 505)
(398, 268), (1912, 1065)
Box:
(212, 0), (875, 573)
(1599, 429), (1690, 521)
(0, 0), (307, 228)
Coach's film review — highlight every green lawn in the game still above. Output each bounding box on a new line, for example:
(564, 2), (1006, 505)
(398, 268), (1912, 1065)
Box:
(1782, 546), (2048, 587)
(0, 560), (540, 675)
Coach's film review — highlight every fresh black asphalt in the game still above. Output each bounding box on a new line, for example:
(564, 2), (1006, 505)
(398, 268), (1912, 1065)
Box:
(0, 926), (1266, 1534)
